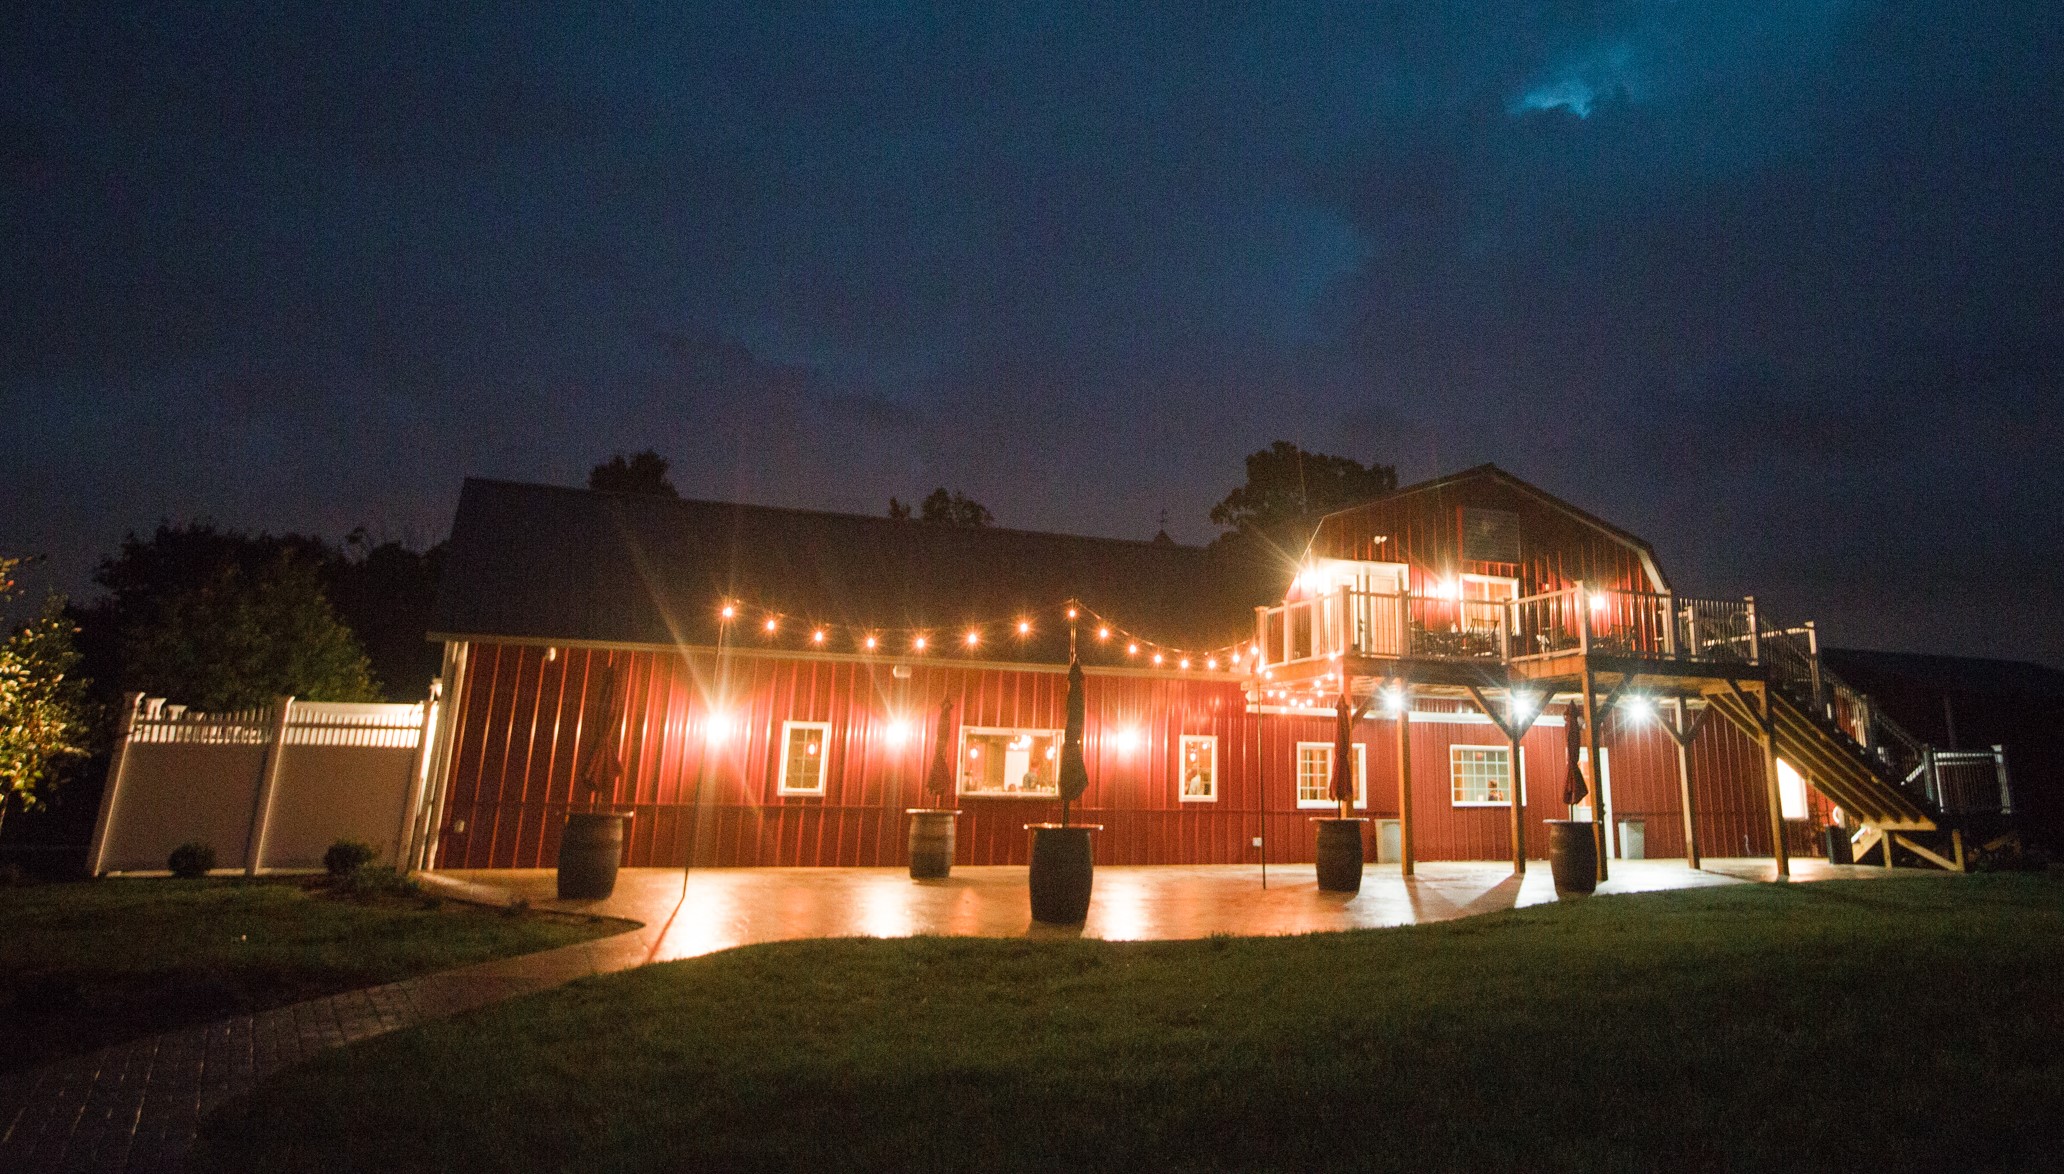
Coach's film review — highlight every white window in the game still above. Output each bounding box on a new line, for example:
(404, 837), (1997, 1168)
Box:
(1180, 735), (1218, 802)
(778, 721), (831, 796)
(1776, 758), (1809, 820)
(959, 728), (1062, 797)
(1296, 742), (1367, 809)
(1451, 744), (1523, 806)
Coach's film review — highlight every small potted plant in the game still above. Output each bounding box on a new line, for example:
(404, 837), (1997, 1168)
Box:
(1027, 657), (1099, 923)
(1313, 692), (1370, 893)
(906, 699), (962, 879)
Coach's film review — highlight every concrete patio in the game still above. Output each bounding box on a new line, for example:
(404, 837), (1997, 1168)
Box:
(434, 857), (1898, 965)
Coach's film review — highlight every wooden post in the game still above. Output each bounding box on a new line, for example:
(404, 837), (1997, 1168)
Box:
(86, 692), (145, 877)
(1581, 667), (1607, 883)
(417, 642), (470, 871)
(393, 680), (442, 870)
(1661, 593), (1677, 658)
(1394, 678), (1415, 878)
(1254, 606), (1269, 669)
(1669, 698), (1704, 870)
(246, 695), (296, 877)
(1745, 596), (1761, 664)
(1508, 716), (1527, 875)
(1754, 683), (1791, 880)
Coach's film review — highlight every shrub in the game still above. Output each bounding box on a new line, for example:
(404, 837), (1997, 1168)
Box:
(333, 865), (420, 900)
(167, 841), (216, 878)
(323, 839), (378, 878)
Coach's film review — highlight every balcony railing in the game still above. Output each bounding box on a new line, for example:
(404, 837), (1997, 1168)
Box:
(1254, 585), (1755, 673)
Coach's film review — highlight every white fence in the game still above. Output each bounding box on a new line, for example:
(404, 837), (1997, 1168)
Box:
(87, 691), (440, 875)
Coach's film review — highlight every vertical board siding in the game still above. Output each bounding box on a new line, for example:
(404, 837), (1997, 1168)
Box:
(437, 643), (1808, 868)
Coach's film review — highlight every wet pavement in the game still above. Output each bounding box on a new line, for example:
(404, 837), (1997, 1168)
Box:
(442, 857), (1891, 964)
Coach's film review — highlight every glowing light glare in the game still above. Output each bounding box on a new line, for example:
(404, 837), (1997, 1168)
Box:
(863, 634), (879, 651)
(913, 635), (928, 652)
(763, 617), (778, 633)
(884, 718), (914, 747)
(1439, 578), (1463, 600)
(1017, 620), (1031, 636)
(1113, 727), (1143, 754)
(1380, 688), (1406, 715)
(719, 603), (737, 620)
(1624, 696), (1657, 724)
(1589, 592), (1610, 612)
(1066, 607), (1079, 619)
(703, 711), (737, 744)
(811, 629), (826, 644)
(1098, 626), (1111, 640)
(965, 630), (981, 647)
(1509, 693), (1537, 720)
(1127, 642), (1139, 656)
(1205, 658), (1217, 670)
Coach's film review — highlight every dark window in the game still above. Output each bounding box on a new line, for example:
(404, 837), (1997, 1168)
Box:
(1462, 508), (1521, 563)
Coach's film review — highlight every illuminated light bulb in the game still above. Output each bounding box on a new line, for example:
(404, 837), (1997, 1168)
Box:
(764, 617), (778, 633)
(1179, 658), (1191, 670)
(811, 630), (826, 644)
(704, 712), (735, 744)
(1098, 626), (1111, 640)
(1127, 642), (1139, 656)
(1152, 652), (1164, 666)
(1206, 658), (1217, 671)
(1262, 669), (1273, 680)
(1509, 693), (1536, 719)
(968, 745), (980, 759)
(966, 630), (980, 647)
(807, 741), (820, 755)
(1624, 696), (1656, 723)
(719, 603), (737, 620)
(1067, 607), (1079, 619)
(913, 636), (928, 652)
(884, 718), (912, 747)
(1589, 592), (1610, 611)
(1113, 727), (1143, 754)
(1017, 620), (1031, 636)
(863, 635), (879, 651)
(1381, 688), (1406, 715)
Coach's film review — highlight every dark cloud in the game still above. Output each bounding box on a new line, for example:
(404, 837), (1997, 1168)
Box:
(3, 1), (2060, 663)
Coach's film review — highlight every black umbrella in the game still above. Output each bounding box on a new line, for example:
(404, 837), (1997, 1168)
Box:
(1058, 657), (1089, 827)
(580, 661), (626, 801)
(924, 698), (958, 804)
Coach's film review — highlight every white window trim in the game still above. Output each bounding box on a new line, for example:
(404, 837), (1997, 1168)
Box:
(776, 720), (832, 796)
(1179, 734), (1219, 803)
(1460, 572), (1520, 598)
(957, 725), (1065, 799)
(1295, 741), (1367, 810)
(1450, 743), (1526, 807)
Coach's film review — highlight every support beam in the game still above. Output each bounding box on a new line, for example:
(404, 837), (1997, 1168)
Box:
(1663, 698), (1712, 870)
(1463, 680), (1546, 877)
(1580, 663), (1608, 883)
(246, 695), (295, 877)
(1729, 678), (1791, 880)
(1394, 677), (1415, 878)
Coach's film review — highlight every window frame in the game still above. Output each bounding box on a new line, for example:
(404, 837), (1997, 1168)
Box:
(956, 725), (1065, 799)
(1295, 741), (1367, 810)
(1449, 743), (1524, 807)
(776, 720), (833, 797)
(1179, 734), (1219, 803)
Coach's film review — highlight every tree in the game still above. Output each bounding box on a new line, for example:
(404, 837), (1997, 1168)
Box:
(887, 497), (913, 520)
(917, 488), (993, 527)
(0, 558), (90, 842)
(589, 450), (679, 497)
(1208, 441), (1397, 544)
(104, 549), (379, 711)
(78, 522), (440, 706)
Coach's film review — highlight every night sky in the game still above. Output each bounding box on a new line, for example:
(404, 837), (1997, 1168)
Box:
(6, 3), (2060, 664)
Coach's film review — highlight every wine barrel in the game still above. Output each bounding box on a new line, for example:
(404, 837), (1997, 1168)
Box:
(906, 809), (960, 879)
(1026, 824), (1101, 924)
(557, 812), (627, 900)
(1313, 819), (1368, 893)
(1547, 819), (1599, 896)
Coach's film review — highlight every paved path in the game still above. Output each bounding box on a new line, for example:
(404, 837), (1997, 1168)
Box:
(1, 857), (1890, 1172)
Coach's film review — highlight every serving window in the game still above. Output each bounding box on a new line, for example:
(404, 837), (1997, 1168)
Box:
(959, 728), (1062, 797)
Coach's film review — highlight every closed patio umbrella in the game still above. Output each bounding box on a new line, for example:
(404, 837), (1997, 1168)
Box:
(1331, 692), (1369, 819)
(924, 698), (958, 804)
(1562, 702), (1589, 807)
(1058, 658), (1089, 826)
(580, 661), (626, 801)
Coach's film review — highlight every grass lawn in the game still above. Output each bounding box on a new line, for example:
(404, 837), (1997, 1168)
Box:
(2, 876), (629, 1072)
(194, 873), (2064, 1173)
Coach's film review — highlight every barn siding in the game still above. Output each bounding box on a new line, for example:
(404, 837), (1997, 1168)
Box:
(433, 641), (1813, 869)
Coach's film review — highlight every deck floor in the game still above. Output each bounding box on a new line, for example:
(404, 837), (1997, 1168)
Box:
(432, 858), (1903, 963)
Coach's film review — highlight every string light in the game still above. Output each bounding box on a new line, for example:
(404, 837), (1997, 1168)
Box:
(763, 617), (778, 633)
(913, 635), (928, 652)
(863, 634), (879, 651)
(1098, 626), (1111, 640)
(1066, 606), (1078, 619)
(965, 630), (980, 647)
(811, 629), (826, 645)
(1017, 620), (1031, 636)
(1127, 642), (1139, 656)
(1151, 652), (1164, 666)
(719, 603), (737, 620)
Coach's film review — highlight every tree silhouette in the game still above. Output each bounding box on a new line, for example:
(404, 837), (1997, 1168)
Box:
(588, 450), (679, 497)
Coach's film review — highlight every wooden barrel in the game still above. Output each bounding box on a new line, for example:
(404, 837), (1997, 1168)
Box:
(557, 812), (627, 900)
(906, 809), (959, 879)
(1313, 819), (1368, 893)
(1026, 824), (1100, 924)
(1547, 820), (1599, 896)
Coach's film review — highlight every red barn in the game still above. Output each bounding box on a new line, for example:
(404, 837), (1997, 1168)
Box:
(404, 467), (2002, 875)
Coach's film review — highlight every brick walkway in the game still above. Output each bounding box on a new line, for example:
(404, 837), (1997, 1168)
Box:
(0, 881), (655, 1174)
